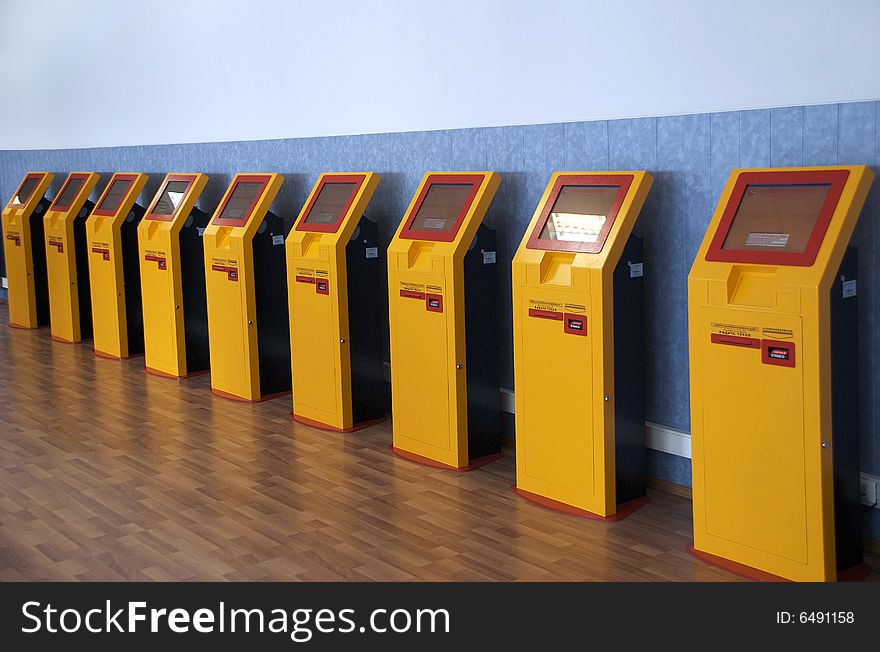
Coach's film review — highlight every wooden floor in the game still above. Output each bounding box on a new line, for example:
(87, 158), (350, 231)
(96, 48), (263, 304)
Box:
(0, 304), (876, 582)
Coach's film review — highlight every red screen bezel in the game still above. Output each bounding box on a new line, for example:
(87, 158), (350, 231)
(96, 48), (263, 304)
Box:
(145, 174), (199, 222)
(295, 174), (366, 233)
(10, 173), (46, 207)
(398, 174), (485, 242)
(92, 173), (140, 217)
(525, 174), (633, 254)
(705, 169), (850, 266)
(49, 172), (91, 211)
(211, 174), (272, 227)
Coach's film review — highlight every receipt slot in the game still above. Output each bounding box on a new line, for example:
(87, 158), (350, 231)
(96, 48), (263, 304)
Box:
(86, 173), (149, 359)
(512, 172), (653, 519)
(388, 172), (501, 470)
(204, 173), (291, 401)
(2, 172), (53, 328)
(138, 173), (211, 378)
(287, 173), (384, 431)
(688, 166), (874, 582)
(44, 172), (99, 343)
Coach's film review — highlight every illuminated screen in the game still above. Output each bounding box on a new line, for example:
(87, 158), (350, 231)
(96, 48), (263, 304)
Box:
(51, 177), (85, 210)
(539, 185), (618, 243)
(721, 184), (830, 253)
(152, 181), (191, 216)
(219, 181), (263, 221)
(98, 178), (134, 213)
(303, 182), (357, 227)
(12, 176), (40, 205)
(409, 183), (473, 233)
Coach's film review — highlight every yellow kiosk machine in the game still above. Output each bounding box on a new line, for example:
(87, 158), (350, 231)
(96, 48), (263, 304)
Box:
(287, 172), (385, 431)
(86, 172), (149, 359)
(688, 165), (874, 582)
(204, 173), (291, 401)
(44, 172), (100, 343)
(512, 171), (654, 519)
(2, 172), (54, 329)
(388, 172), (501, 470)
(138, 173), (211, 378)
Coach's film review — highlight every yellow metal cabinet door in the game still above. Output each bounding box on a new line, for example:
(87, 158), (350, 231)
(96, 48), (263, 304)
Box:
(3, 215), (35, 327)
(206, 252), (254, 398)
(697, 309), (808, 565)
(392, 282), (451, 456)
(519, 288), (595, 509)
(141, 234), (180, 374)
(291, 276), (339, 416)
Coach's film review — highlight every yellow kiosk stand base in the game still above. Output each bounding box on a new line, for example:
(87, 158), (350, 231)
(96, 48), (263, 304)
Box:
(139, 173), (211, 379)
(512, 172), (653, 520)
(688, 165), (873, 582)
(288, 173), (386, 432)
(2, 172), (54, 329)
(44, 172), (99, 343)
(204, 174), (291, 402)
(86, 173), (149, 359)
(388, 172), (502, 471)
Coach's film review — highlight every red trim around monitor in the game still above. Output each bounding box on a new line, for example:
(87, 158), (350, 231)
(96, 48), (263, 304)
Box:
(705, 169), (850, 266)
(525, 174), (633, 254)
(10, 173), (46, 206)
(92, 173), (141, 216)
(398, 173), (485, 242)
(49, 172), (91, 211)
(295, 174), (366, 233)
(145, 174), (199, 222)
(211, 174), (272, 227)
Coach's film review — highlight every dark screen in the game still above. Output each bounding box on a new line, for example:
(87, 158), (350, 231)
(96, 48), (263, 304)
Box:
(152, 180), (191, 216)
(219, 181), (263, 221)
(303, 182), (357, 227)
(51, 177), (86, 210)
(409, 183), (473, 234)
(97, 178), (134, 213)
(721, 184), (830, 253)
(12, 176), (40, 205)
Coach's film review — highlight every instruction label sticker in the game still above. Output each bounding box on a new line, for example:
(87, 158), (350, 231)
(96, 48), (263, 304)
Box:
(365, 247), (378, 259)
(629, 262), (644, 278)
(48, 237), (64, 253)
(197, 227), (205, 237)
(91, 243), (111, 261)
(272, 234), (284, 246)
(745, 232), (790, 247)
(761, 327), (794, 340)
(5, 232), (21, 246)
(482, 251), (496, 264)
(842, 279), (857, 298)
(710, 322), (759, 338)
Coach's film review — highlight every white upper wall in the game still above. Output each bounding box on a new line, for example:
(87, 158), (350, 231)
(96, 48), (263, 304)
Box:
(1, 0), (878, 150)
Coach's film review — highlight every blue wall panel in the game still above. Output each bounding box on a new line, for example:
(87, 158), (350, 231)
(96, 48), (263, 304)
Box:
(1, 101), (879, 481)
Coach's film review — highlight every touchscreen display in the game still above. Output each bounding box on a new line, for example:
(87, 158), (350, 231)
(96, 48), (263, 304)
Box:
(303, 182), (357, 227)
(538, 185), (618, 243)
(408, 183), (474, 233)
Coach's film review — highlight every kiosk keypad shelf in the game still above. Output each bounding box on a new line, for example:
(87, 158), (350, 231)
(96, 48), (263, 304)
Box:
(138, 174), (211, 378)
(688, 166), (874, 582)
(512, 172), (653, 519)
(2, 172), (54, 328)
(86, 173), (149, 359)
(44, 172), (100, 343)
(204, 174), (291, 402)
(388, 172), (502, 470)
(287, 173), (385, 432)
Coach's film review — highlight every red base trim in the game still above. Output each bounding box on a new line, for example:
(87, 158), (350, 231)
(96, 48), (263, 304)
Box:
(389, 445), (502, 472)
(687, 545), (789, 582)
(292, 413), (386, 433)
(211, 387), (291, 403)
(8, 322), (47, 330)
(513, 486), (649, 521)
(145, 366), (210, 380)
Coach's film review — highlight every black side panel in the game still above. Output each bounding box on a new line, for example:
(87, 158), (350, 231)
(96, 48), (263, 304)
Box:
(253, 211), (291, 397)
(120, 204), (145, 355)
(179, 207), (210, 373)
(464, 223), (501, 461)
(345, 216), (385, 424)
(73, 201), (94, 339)
(613, 234), (646, 504)
(831, 246), (861, 572)
(30, 198), (51, 325)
